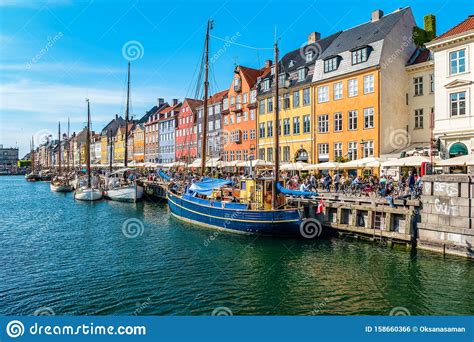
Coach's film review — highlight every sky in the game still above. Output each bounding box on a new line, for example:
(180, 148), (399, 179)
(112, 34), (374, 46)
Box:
(1, 0), (473, 156)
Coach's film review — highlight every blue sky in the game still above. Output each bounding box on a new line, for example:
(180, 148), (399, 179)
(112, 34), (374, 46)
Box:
(1, 0), (473, 156)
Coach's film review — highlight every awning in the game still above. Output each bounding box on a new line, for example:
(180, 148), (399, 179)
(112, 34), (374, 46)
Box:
(280, 161), (309, 171)
(188, 158), (221, 168)
(303, 161), (340, 170)
(381, 156), (430, 167)
(236, 159), (273, 168)
(189, 178), (232, 196)
(436, 154), (474, 166)
(219, 160), (241, 167)
(338, 157), (387, 168)
(449, 142), (469, 157)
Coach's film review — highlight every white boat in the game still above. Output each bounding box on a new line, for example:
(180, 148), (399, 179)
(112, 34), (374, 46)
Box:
(74, 187), (103, 201)
(105, 184), (144, 202)
(50, 182), (73, 192)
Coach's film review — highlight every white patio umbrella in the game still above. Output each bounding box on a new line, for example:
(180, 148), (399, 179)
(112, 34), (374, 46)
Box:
(436, 154), (474, 166)
(339, 157), (387, 168)
(381, 155), (430, 167)
(280, 161), (309, 171)
(236, 159), (273, 168)
(303, 161), (340, 171)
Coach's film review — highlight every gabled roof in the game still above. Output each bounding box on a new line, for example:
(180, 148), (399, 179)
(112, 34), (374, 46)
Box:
(209, 89), (228, 104)
(319, 7), (410, 59)
(137, 102), (169, 124)
(101, 116), (125, 137)
(238, 66), (264, 87)
(435, 15), (474, 41)
(183, 98), (203, 114)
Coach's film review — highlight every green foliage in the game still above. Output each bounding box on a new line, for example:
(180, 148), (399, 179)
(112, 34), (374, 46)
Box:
(424, 14), (436, 41)
(413, 27), (427, 47)
(335, 156), (347, 163)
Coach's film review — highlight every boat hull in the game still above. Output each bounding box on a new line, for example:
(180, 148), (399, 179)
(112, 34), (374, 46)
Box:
(105, 185), (144, 202)
(74, 188), (103, 201)
(25, 174), (41, 182)
(50, 183), (73, 192)
(167, 191), (303, 237)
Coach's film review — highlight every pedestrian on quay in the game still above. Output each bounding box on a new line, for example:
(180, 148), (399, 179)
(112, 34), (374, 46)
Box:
(334, 172), (341, 193)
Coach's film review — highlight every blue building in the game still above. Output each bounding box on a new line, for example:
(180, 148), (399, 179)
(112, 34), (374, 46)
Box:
(158, 99), (181, 163)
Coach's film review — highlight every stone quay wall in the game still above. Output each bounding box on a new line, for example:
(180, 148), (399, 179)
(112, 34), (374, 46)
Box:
(419, 174), (473, 258)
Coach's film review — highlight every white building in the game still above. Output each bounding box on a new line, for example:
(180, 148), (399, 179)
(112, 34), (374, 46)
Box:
(426, 15), (474, 157)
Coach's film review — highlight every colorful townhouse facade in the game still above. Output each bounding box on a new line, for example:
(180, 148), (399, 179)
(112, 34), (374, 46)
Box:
(175, 98), (203, 162)
(158, 100), (181, 164)
(196, 89), (228, 159)
(100, 115), (125, 165)
(113, 123), (134, 164)
(132, 124), (145, 163)
(257, 32), (339, 163)
(144, 99), (168, 163)
(311, 8), (417, 164)
(426, 15), (474, 157)
(222, 65), (265, 162)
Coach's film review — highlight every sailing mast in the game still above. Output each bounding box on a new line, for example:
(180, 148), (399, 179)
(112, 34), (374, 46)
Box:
(86, 99), (92, 188)
(124, 62), (130, 168)
(58, 122), (62, 176)
(272, 41), (280, 210)
(200, 19), (212, 176)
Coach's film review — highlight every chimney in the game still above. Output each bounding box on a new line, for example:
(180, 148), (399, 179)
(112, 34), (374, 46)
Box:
(265, 60), (272, 68)
(371, 9), (383, 22)
(172, 98), (178, 106)
(115, 114), (118, 119)
(308, 32), (321, 44)
(424, 14), (436, 41)
(158, 98), (164, 106)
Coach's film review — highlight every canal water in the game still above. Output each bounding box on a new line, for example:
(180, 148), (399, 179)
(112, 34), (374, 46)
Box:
(1, 176), (473, 316)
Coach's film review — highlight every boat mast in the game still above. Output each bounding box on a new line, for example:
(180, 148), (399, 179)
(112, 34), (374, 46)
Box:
(124, 62), (130, 168)
(200, 19), (212, 176)
(58, 122), (62, 176)
(272, 41), (280, 210)
(86, 99), (92, 188)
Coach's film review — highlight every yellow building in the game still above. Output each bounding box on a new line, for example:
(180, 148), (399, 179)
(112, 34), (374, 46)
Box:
(311, 8), (418, 172)
(256, 32), (339, 163)
(113, 126), (126, 163)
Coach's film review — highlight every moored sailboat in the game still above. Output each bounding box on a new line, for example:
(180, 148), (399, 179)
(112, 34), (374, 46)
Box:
(74, 99), (103, 201)
(104, 62), (144, 202)
(166, 21), (319, 237)
(51, 122), (73, 192)
(25, 137), (41, 182)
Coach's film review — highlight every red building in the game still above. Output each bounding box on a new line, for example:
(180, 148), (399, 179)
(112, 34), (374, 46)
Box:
(175, 98), (203, 162)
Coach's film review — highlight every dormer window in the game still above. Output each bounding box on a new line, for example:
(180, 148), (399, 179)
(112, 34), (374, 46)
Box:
(289, 60), (295, 68)
(262, 79), (270, 91)
(234, 77), (241, 92)
(297, 67), (307, 81)
(278, 74), (286, 87)
(351, 46), (370, 65)
(305, 51), (314, 63)
(324, 56), (339, 73)
(271, 66), (275, 75)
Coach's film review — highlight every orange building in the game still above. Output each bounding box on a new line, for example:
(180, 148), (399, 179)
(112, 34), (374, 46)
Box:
(222, 64), (270, 161)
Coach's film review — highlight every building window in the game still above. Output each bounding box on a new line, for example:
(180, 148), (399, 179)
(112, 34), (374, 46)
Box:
(430, 74), (434, 93)
(450, 92), (466, 116)
(334, 142), (343, 158)
(305, 51), (314, 63)
(449, 49), (466, 75)
(415, 109), (424, 129)
(243, 130), (248, 140)
(363, 74), (374, 94)
(259, 101), (265, 115)
(283, 119), (290, 135)
(348, 79), (358, 97)
(283, 146), (290, 162)
(293, 91), (300, 107)
(243, 111), (248, 121)
(250, 129), (256, 140)
(303, 88), (310, 105)
(278, 74), (286, 88)
(267, 97), (273, 112)
(324, 57), (338, 72)
(348, 142), (358, 160)
(348, 110), (358, 130)
(297, 67), (306, 81)
(250, 90), (257, 103)
(334, 82), (343, 100)
(223, 98), (229, 110)
(303, 115), (311, 133)
(267, 148), (273, 162)
(414, 76), (423, 96)
(263, 79), (270, 91)
(259, 148), (265, 160)
(250, 109), (255, 121)
(267, 121), (273, 137)
(259, 123), (265, 138)
(318, 114), (329, 133)
(363, 140), (374, 158)
(243, 92), (248, 103)
(283, 93), (290, 109)
(363, 107), (374, 129)
(318, 143), (329, 157)
(317, 86), (329, 103)
(352, 47), (368, 65)
(293, 116), (300, 134)
(334, 112), (343, 132)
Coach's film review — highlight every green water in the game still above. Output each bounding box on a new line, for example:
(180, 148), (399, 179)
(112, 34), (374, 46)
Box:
(1, 176), (473, 315)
